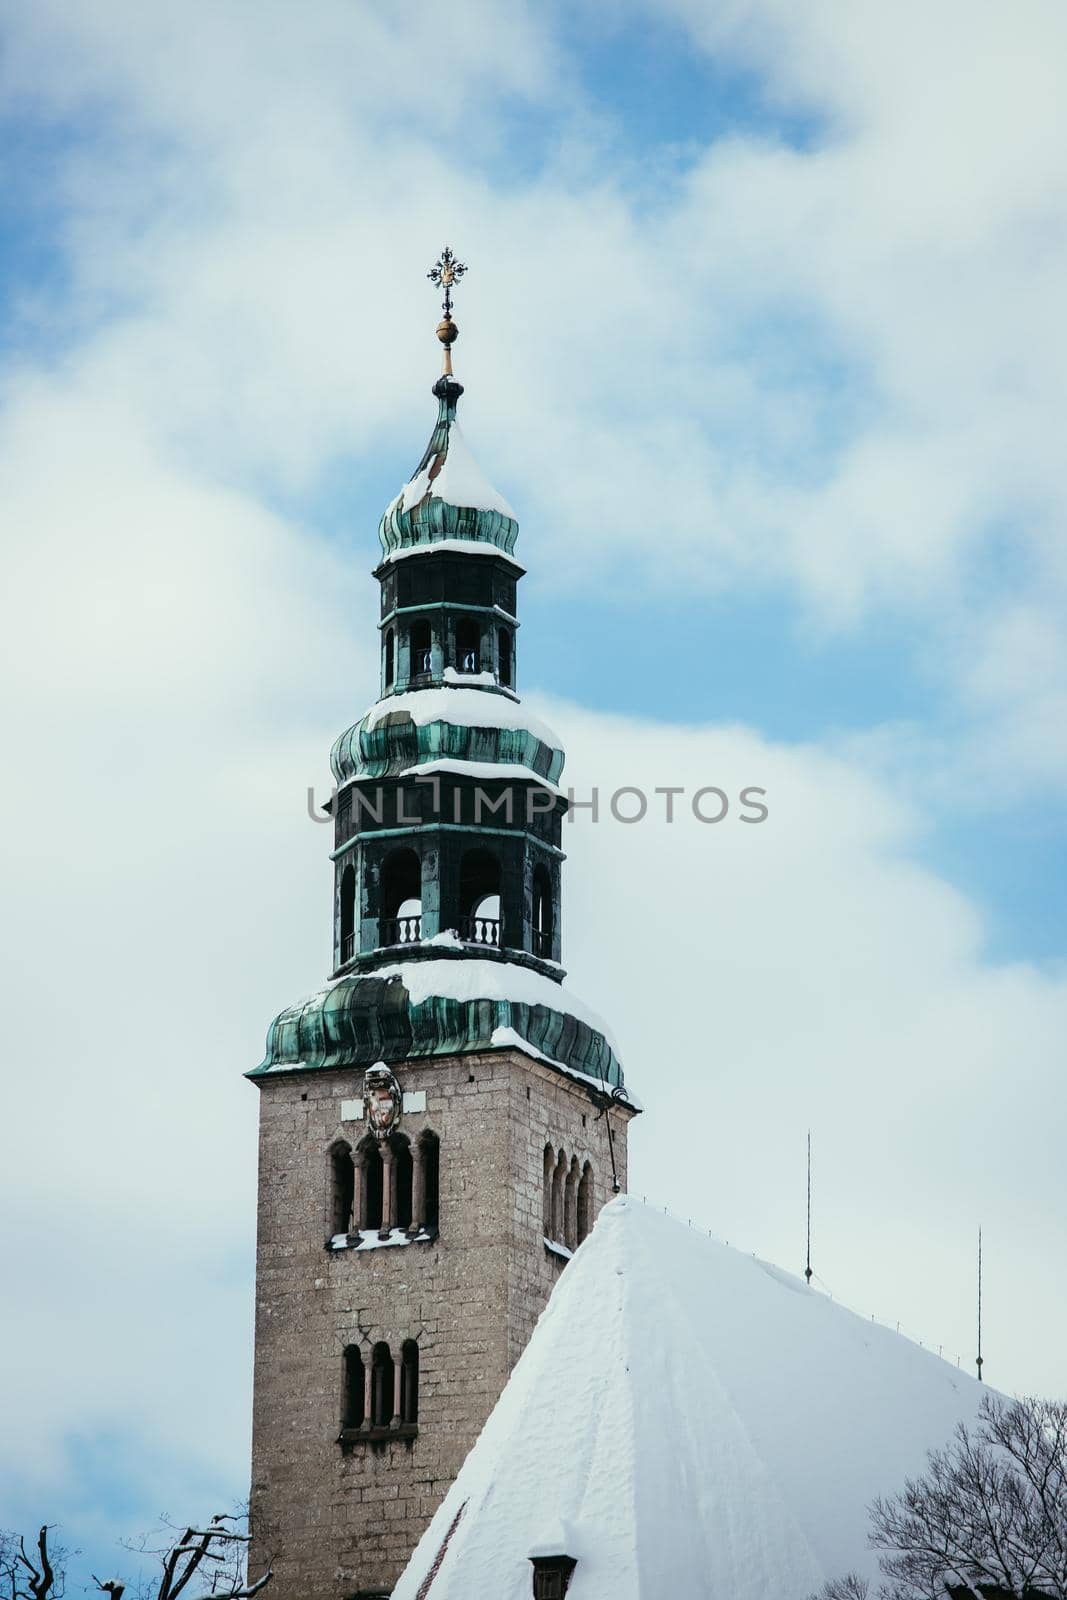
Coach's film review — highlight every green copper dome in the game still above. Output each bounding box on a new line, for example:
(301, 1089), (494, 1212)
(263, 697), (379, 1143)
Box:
(330, 687), (565, 786)
(378, 377), (519, 560)
(249, 958), (625, 1091)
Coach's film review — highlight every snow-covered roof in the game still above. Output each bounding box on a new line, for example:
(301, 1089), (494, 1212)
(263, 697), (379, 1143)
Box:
(393, 1197), (988, 1600)
(378, 384), (519, 561)
(364, 686), (562, 751)
(397, 420), (515, 520)
(379, 537), (525, 569)
(252, 956), (626, 1087)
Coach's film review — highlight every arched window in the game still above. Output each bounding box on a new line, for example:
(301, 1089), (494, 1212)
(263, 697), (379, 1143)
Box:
(577, 1161), (593, 1245)
(543, 1144), (555, 1238)
(419, 1130), (440, 1232)
(341, 1344), (365, 1431)
(456, 616), (481, 674)
(339, 863), (356, 963)
(498, 625), (513, 688)
(361, 1137), (384, 1232)
(564, 1157), (579, 1252)
(393, 1135), (413, 1231)
(384, 627), (395, 688)
(400, 1340), (419, 1425)
(329, 1141), (354, 1239)
(550, 1149), (567, 1245)
(370, 1342), (394, 1428)
(459, 847), (501, 946)
(381, 847), (421, 945)
(532, 865), (553, 959)
(410, 619), (432, 680)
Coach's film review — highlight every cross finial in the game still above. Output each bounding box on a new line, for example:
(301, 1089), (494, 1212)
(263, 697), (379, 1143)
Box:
(428, 246), (467, 376)
(428, 245), (467, 318)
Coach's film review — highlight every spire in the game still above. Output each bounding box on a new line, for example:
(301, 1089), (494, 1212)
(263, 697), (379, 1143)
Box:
(428, 245), (466, 379)
(378, 246), (517, 560)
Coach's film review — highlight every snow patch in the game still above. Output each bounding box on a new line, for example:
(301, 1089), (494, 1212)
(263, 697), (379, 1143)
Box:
(399, 422), (515, 520)
(399, 758), (563, 797)
(382, 538), (523, 568)
(304, 959), (619, 1055)
(490, 1025), (639, 1107)
(365, 686), (562, 752)
(330, 1227), (433, 1252)
(443, 667), (497, 687)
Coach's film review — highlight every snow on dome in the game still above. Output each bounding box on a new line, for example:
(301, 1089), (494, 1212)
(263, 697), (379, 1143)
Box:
(400, 421), (515, 520)
(381, 538), (525, 568)
(366, 957), (620, 1056)
(365, 685), (563, 752)
(393, 1198), (988, 1600)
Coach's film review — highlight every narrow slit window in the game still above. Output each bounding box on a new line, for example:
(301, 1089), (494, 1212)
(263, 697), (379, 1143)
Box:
(362, 1139), (384, 1231)
(400, 1340), (419, 1425)
(371, 1342), (394, 1428)
(330, 1142), (354, 1238)
(420, 1130), (440, 1231)
(342, 1345), (365, 1431)
(394, 1136), (413, 1230)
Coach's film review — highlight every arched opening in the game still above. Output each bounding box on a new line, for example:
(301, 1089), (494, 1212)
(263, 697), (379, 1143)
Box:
(339, 863), (356, 962)
(361, 1138), (384, 1231)
(419, 1130), (441, 1232)
(564, 1157), (579, 1251)
(543, 1144), (555, 1238)
(400, 1340), (419, 1425)
(577, 1161), (593, 1245)
(459, 847), (501, 946)
(329, 1141), (354, 1239)
(550, 1149), (567, 1245)
(498, 625), (513, 688)
(456, 616), (481, 674)
(393, 1134), (413, 1231)
(384, 627), (395, 688)
(370, 1342), (394, 1429)
(341, 1344), (365, 1431)
(410, 619), (432, 681)
(381, 847), (421, 945)
(532, 864), (553, 959)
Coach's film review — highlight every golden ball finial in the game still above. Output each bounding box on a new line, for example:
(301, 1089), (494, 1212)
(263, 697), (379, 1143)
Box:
(436, 315), (459, 347)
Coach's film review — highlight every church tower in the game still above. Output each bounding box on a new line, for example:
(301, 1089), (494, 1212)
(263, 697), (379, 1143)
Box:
(247, 252), (638, 1600)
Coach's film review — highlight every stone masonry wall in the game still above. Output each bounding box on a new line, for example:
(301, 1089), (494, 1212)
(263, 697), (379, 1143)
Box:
(249, 1046), (634, 1600)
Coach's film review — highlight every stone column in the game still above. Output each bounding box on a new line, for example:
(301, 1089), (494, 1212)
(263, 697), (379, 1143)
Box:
(380, 1144), (394, 1238)
(564, 1161), (578, 1252)
(410, 1142), (426, 1236)
(351, 1146), (364, 1235)
(551, 1156), (565, 1243)
(362, 1357), (373, 1432)
(391, 1358), (403, 1429)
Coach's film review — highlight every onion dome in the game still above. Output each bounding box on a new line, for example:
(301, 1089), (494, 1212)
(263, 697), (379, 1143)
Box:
(378, 376), (519, 560)
(330, 686), (565, 787)
(249, 958), (627, 1092)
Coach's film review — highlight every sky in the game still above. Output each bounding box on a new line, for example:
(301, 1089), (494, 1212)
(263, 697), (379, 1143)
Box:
(0, 0), (1065, 1588)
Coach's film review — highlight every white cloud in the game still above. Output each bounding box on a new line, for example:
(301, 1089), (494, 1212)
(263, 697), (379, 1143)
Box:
(1, 0), (1058, 783)
(0, 0), (1064, 1557)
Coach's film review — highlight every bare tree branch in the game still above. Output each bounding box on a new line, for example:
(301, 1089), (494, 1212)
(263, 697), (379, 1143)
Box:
(812, 1396), (1067, 1600)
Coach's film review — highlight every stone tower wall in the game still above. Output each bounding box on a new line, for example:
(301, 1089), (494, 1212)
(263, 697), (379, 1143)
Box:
(249, 1045), (632, 1600)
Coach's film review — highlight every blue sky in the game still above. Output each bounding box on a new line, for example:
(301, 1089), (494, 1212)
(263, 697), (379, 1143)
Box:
(1, 0), (1065, 1590)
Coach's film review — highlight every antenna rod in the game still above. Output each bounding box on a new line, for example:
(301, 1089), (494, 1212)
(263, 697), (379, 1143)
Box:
(805, 1131), (813, 1284)
(976, 1227), (984, 1382)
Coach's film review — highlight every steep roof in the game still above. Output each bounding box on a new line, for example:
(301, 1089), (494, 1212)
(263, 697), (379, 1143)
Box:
(393, 1196), (987, 1600)
(378, 376), (519, 560)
